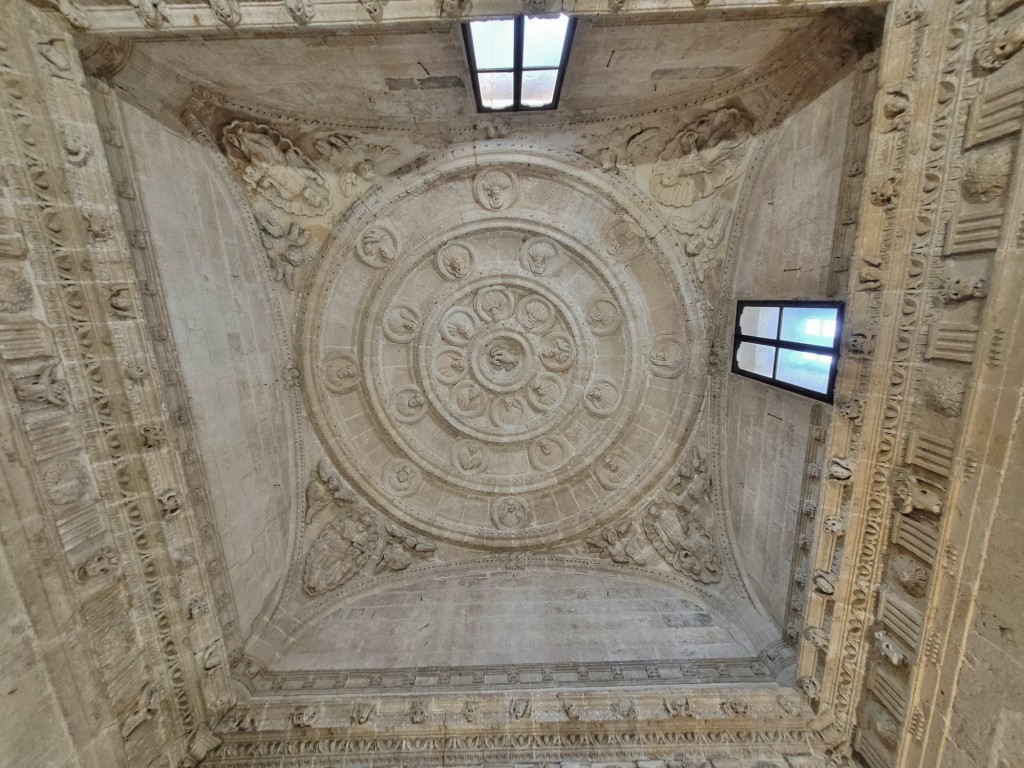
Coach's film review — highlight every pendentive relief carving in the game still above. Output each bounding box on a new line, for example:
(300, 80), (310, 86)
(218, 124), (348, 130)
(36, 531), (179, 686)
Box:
(222, 121), (330, 217)
(642, 447), (722, 584)
(300, 459), (434, 596)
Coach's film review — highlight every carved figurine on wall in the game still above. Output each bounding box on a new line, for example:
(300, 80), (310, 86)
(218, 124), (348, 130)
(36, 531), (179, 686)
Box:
(313, 133), (399, 198)
(642, 497), (722, 584)
(650, 107), (752, 207)
(222, 121), (330, 216)
(303, 510), (381, 595)
(304, 458), (358, 525)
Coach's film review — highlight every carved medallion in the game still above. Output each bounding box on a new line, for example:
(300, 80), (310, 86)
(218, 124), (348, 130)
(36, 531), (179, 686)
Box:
(356, 225), (399, 269)
(519, 236), (565, 276)
(451, 439), (489, 475)
(381, 458), (422, 497)
(585, 297), (622, 336)
(603, 217), (645, 262)
(649, 334), (687, 378)
(473, 168), (519, 211)
(301, 152), (704, 546)
(382, 304), (421, 343)
(435, 242), (475, 280)
(594, 447), (637, 490)
(490, 496), (532, 531)
(323, 353), (359, 394)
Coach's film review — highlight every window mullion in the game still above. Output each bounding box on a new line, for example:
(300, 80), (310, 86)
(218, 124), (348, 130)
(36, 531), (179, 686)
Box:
(513, 15), (524, 110)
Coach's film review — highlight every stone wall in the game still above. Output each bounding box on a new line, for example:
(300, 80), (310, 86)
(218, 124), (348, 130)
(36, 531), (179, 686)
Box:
(723, 72), (858, 628)
(940, 415), (1024, 768)
(123, 102), (296, 636)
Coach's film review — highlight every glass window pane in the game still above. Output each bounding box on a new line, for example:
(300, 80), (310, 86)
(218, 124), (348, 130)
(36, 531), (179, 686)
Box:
(776, 348), (833, 394)
(478, 71), (514, 109)
(520, 69), (558, 107)
(523, 14), (570, 68)
(469, 19), (515, 70)
(738, 305), (780, 340)
(780, 306), (839, 347)
(736, 342), (776, 378)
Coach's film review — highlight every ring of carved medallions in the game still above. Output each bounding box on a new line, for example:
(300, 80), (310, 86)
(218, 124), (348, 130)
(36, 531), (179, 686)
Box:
(302, 146), (706, 548)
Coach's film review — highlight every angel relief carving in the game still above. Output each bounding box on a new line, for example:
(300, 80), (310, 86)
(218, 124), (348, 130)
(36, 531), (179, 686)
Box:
(304, 458), (358, 525)
(313, 133), (399, 197)
(650, 107), (752, 208)
(642, 447), (722, 584)
(222, 121), (331, 216)
(670, 201), (733, 281)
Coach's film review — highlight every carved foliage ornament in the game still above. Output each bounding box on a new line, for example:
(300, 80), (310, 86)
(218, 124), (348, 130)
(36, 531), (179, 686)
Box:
(222, 121), (330, 216)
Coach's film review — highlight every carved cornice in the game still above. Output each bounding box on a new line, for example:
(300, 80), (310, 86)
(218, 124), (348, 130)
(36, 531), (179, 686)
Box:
(0, 2), (232, 764)
(42, 0), (882, 37)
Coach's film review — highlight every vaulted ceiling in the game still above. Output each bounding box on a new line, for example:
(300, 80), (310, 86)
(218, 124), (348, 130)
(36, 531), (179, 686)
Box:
(18, 0), (1020, 766)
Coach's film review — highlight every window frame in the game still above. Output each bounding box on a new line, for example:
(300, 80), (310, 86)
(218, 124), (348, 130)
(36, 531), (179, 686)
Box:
(731, 300), (845, 403)
(462, 14), (577, 113)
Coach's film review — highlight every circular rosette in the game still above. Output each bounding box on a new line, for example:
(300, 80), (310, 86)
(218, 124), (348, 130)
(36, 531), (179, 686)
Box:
(490, 496), (532, 531)
(649, 334), (687, 378)
(323, 352), (359, 394)
(519, 236), (565, 277)
(451, 439), (489, 475)
(436, 242), (475, 280)
(302, 150), (706, 548)
(356, 225), (399, 268)
(382, 304), (421, 343)
(391, 384), (428, 424)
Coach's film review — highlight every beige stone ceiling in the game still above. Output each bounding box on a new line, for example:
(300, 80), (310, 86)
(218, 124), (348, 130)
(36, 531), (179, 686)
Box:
(98, 0), (874, 712)
(118, 12), (826, 122)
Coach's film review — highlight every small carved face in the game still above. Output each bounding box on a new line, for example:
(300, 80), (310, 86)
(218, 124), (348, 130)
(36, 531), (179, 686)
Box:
(362, 229), (396, 262)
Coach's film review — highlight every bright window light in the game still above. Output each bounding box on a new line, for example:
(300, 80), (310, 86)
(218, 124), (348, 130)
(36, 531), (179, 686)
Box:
(733, 301), (844, 402)
(464, 14), (576, 112)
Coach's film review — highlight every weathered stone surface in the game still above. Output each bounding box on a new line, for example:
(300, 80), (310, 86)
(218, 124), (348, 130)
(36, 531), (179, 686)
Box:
(1, 0), (1021, 766)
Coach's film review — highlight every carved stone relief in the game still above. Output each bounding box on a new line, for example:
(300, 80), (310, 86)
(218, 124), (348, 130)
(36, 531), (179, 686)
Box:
(300, 147), (706, 549)
(222, 121), (330, 216)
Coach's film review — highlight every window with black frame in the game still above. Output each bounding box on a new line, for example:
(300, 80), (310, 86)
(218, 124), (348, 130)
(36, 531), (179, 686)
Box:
(732, 301), (844, 402)
(463, 14), (576, 112)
